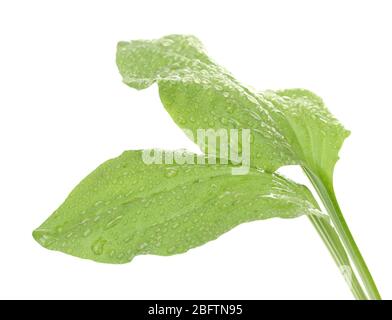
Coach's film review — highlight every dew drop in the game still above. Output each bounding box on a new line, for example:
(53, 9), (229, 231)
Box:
(94, 200), (103, 207)
(139, 242), (148, 250)
(91, 238), (107, 256)
(109, 250), (116, 257)
(34, 230), (55, 246)
(105, 215), (124, 230)
(226, 106), (234, 114)
(80, 218), (90, 225)
(210, 183), (218, 191)
(165, 168), (178, 178)
(220, 117), (228, 125)
(124, 235), (134, 244)
(178, 117), (186, 125)
(82, 229), (91, 237)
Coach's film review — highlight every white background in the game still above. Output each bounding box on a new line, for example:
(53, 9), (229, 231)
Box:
(0, 0), (391, 300)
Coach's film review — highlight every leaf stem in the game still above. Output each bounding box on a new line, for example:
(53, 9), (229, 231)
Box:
(303, 167), (381, 300)
(307, 214), (367, 299)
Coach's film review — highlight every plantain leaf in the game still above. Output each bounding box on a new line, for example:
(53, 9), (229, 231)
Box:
(32, 35), (378, 299)
(33, 150), (321, 264)
(31, 36), (379, 300)
(117, 35), (349, 185)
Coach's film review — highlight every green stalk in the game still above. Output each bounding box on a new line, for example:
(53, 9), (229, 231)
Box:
(308, 214), (367, 299)
(303, 167), (381, 300)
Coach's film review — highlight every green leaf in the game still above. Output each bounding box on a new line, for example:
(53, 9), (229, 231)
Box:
(33, 150), (320, 264)
(116, 35), (349, 184)
(115, 36), (383, 299)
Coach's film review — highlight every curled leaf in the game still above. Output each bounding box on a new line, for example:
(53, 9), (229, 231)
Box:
(117, 35), (349, 184)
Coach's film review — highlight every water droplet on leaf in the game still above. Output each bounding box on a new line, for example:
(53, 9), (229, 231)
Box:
(91, 238), (107, 256)
(105, 215), (124, 230)
(165, 168), (178, 178)
(83, 229), (92, 237)
(94, 201), (103, 207)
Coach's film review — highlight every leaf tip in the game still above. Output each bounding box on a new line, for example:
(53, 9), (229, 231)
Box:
(32, 228), (55, 249)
